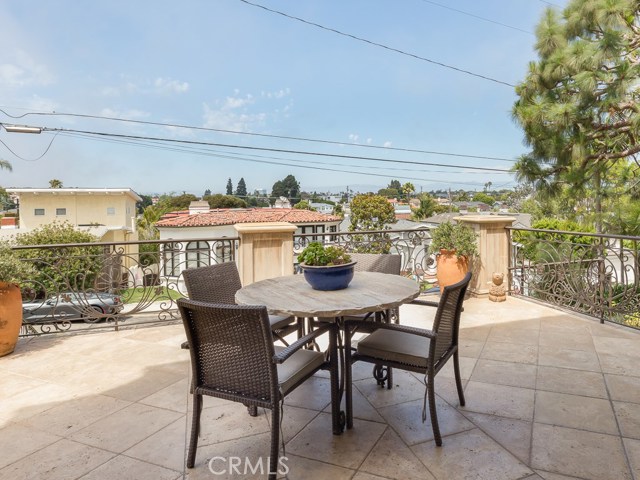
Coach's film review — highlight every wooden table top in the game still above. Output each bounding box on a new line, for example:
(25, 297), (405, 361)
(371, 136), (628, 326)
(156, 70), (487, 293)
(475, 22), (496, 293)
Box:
(235, 271), (421, 318)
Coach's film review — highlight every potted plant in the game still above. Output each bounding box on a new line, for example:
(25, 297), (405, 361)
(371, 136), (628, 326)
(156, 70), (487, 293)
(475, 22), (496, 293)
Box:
(0, 242), (35, 356)
(297, 242), (356, 290)
(428, 221), (478, 292)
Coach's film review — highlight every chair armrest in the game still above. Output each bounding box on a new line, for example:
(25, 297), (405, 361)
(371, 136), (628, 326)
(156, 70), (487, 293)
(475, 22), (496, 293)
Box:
(344, 318), (436, 339)
(410, 299), (440, 308)
(273, 323), (334, 364)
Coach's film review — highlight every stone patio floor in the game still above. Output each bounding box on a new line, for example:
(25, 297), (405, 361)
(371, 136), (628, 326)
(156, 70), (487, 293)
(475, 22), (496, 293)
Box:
(2, 296), (640, 480)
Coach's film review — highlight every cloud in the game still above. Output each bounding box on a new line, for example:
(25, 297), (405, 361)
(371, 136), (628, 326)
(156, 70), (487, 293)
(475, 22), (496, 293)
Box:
(99, 107), (150, 120)
(100, 76), (189, 96)
(0, 50), (53, 87)
(202, 89), (290, 132)
(154, 77), (189, 94)
(383, 141), (392, 147)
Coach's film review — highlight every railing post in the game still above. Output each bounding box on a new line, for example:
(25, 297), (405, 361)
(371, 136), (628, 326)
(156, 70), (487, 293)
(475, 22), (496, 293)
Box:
(234, 222), (297, 286)
(456, 215), (516, 297)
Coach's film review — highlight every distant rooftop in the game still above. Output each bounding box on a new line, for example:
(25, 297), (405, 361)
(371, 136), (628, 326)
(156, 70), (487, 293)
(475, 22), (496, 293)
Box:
(156, 208), (342, 228)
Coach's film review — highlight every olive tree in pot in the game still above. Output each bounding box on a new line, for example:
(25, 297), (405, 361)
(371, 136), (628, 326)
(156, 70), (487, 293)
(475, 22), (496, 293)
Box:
(428, 221), (478, 292)
(0, 242), (36, 356)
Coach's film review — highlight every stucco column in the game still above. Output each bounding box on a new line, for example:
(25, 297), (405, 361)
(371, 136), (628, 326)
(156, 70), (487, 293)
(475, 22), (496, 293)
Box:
(234, 222), (297, 286)
(455, 215), (516, 297)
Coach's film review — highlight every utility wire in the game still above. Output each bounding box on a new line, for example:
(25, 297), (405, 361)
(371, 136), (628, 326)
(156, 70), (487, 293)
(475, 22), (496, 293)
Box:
(417, 0), (533, 35)
(41, 126), (512, 173)
(237, 0), (516, 88)
(0, 108), (517, 163)
(55, 131), (507, 186)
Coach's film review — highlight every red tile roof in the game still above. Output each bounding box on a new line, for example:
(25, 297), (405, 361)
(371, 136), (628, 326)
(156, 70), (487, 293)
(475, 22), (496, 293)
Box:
(156, 208), (342, 228)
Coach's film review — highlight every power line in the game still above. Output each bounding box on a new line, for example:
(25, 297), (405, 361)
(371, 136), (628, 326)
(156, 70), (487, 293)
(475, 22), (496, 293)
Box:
(237, 0), (516, 88)
(53, 130), (512, 187)
(417, 0), (533, 35)
(40, 125), (512, 173)
(0, 108), (517, 163)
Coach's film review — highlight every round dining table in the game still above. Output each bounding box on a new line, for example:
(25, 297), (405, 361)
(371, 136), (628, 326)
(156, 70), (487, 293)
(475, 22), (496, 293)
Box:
(236, 271), (421, 434)
(235, 271), (420, 318)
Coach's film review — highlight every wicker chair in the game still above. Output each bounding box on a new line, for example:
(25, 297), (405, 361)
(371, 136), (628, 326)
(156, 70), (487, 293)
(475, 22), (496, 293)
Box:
(347, 253), (402, 322)
(344, 272), (471, 446)
(182, 263), (299, 342)
(178, 298), (339, 478)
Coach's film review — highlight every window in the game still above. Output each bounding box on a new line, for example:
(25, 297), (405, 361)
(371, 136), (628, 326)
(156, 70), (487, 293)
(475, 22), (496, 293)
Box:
(56, 208), (66, 216)
(34, 208), (45, 216)
(107, 207), (115, 215)
(215, 239), (233, 263)
(163, 243), (181, 276)
(186, 241), (211, 269)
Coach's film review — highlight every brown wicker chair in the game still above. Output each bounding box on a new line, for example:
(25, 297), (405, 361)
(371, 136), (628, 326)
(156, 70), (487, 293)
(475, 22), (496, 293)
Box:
(182, 262), (298, 342)
(344, 272), (471, 446)
(178, 298), (339, 478)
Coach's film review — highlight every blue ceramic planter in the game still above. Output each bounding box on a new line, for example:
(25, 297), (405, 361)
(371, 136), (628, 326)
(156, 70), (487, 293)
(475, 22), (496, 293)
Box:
(300, 262), (357, 291)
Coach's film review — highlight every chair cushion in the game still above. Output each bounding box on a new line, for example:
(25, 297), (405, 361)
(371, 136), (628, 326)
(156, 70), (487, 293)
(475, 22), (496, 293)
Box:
(269, 314), (295, 331)
(357, 329), (430, 368)
(275, 346), (326, 395)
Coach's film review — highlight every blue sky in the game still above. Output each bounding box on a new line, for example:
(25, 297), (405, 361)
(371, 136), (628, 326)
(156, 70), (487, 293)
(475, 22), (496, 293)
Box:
(0, 0), (567, 197)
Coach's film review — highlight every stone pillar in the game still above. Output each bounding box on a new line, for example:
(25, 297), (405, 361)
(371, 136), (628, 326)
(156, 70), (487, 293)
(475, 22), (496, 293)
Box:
(455, 215), (516, 297)
(234, 222), (297, 286)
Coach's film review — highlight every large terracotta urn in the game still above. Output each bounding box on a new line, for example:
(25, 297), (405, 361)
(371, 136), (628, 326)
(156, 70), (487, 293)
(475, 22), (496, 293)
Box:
(0, 282), (23, 357)
(435, 249), (469, 293)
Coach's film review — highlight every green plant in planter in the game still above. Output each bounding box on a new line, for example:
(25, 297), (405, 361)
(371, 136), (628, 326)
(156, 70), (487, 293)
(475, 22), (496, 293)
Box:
(428, 221), (478, 258)
(297, 242), (352, 266)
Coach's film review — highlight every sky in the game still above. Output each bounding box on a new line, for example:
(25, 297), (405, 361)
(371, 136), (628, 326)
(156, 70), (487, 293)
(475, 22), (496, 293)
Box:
(0, 0), (568, 198)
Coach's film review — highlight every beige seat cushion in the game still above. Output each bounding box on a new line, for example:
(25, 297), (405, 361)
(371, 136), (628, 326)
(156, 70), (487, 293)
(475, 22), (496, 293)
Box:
(269, 314), (295, 330)
(357, 329), (430, 368)
(275, 346), (326, 395)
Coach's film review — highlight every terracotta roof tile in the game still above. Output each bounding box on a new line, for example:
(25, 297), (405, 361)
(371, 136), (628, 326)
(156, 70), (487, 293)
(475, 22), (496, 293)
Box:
(156, 208), (342, 228)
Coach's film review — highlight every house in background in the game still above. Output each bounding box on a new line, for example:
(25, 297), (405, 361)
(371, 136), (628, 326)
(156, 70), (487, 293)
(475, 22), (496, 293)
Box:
(309, 202), (334, 215)
(156, 204), (342, 279)
(6, 187), (141, 243)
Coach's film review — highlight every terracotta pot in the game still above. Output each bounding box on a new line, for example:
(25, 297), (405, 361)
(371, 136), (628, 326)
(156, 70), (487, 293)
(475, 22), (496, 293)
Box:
(0, 282), (23, 357)
(435, 249), (469, 293)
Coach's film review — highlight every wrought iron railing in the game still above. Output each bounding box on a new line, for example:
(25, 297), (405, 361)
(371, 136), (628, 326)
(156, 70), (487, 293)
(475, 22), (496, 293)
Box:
(13, 228), (437, 337)
(14, 237), (238, 336)
(293, 228), (437, 289)
(508, 227), (640, 328)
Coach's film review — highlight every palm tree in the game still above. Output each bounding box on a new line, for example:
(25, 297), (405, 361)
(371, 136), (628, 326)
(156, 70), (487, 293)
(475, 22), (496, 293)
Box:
(49, 179), (63, 188)
(0, 159), (13, 172)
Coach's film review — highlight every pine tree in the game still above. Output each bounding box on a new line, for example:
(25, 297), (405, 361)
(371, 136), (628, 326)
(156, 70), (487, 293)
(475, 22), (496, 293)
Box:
(226, 178), (233, 195)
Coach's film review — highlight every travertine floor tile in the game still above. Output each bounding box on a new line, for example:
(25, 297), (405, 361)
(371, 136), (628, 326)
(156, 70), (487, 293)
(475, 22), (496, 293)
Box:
(605, 373), (640, 403)
(354, 369), (426, 408)
(538, 345), (601, 372)
(68, 403), (182, 453)
(470, 359), (537, 389)
(286, 413), (386, 469)
(195, 402), (270, 446)
(360, 428), (436, 480)
(464, 412), (532, 464)
(462, 381), (535, 421)
(0, 438), (114, 480)
(124, 418), (187, 472)
(411, 428), (533, 480)
(377, 397), (474, 445)
(20, 394), (131, 436)
(531, 423), (631, 480)
(623, 437), (640, 480)
(537, 366), (607, 398)
(283, 375), (332, 411)
(534, 391), (618, 435)
(78, 455), (180, 480)
(138, 377), (190, 413)
(613, 401), (640, 440)
(0, 422), (61, 469)
(480, 341), (538, 364)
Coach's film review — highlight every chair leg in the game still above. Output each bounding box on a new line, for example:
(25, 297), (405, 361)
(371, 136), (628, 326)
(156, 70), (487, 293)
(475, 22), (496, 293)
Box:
(453, 351), (466, 406)
(427, 373), (442, 446)
(269, 407), (280, 480)
(344, 327), (354, 430)
(186, 393), (202, 468)
(247, 404), (258, 416)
